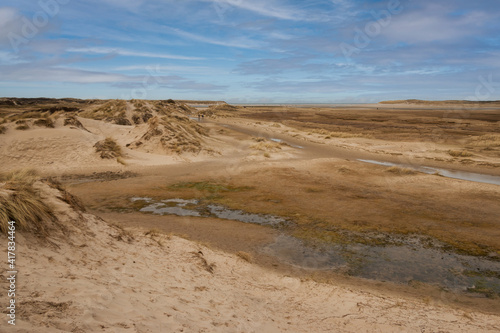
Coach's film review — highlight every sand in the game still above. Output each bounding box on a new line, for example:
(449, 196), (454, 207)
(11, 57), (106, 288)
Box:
(1, 182), (500, 332)
(1, 99), (500, 331)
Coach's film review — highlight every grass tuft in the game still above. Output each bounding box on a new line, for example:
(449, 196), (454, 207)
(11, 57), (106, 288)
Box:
(34, 118), (55, 128)
(251, 141), (282, 152)
(448, 150), (473, 158)
(386, 166), (417, 175)
(94, 137), (123, 159)
(0, 170), (54, 235)
(15, 124), (30, 130)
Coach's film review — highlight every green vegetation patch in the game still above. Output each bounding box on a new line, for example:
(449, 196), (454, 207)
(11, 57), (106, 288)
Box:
(168, 181), (253, 193)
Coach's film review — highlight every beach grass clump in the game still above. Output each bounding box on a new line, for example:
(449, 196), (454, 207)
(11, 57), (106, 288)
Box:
(63, 115), (87, 131)
(448, 150), (473, 158)
(251, 141), (282, 152)
(94, 137), (123, 159)
(15, 120), (30, 130)
(386, 166), (417, 175)
(0, 125), (6, 134)
(0, 170), (54, 235)
(34, 118), (55, 128)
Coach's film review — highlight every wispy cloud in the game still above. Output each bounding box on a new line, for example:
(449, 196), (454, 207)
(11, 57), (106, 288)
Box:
(205, 0), (299, 21)
(383, 4), (494, 44)
(114, 64), (228, 75)
(1, 63), (227, 92)
(67, 47), (203, 60)
(167, 27), (264, 49)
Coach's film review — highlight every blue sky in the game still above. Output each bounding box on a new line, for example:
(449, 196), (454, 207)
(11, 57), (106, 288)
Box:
(1, 0), (499, 103)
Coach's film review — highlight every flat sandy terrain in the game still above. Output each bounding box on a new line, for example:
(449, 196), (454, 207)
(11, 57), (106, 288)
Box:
(1, 98), (500, 331)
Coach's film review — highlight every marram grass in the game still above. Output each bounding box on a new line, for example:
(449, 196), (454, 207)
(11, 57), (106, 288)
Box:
(0, 169), (54, 234)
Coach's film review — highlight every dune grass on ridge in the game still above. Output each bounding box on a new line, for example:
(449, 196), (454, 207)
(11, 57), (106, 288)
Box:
(0, 170), (54, 234)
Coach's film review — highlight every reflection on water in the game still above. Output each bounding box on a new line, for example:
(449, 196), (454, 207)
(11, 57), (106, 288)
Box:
(263, 234), (500, 294)
(138, 198), (201, 217)
(358, 159), (500, 186)
(131, 197), (289, 227)
(207, 205), (288, 226)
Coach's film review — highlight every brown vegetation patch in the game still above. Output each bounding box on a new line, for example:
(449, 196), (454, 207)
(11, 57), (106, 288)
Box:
(94, 138), (123, 159)
(80, 100), (127, 122)
(385, 166), (418, 175)
(251, 141), (282, 152)
(0, 170), (55, 235)
(63, 115), (87, 131)
(34, 118), (55, 128)
(448, 150), (473, 157)
(129, 115), (209, 154)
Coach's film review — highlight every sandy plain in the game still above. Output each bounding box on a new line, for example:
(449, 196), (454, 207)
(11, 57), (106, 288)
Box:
(1, 98), (500, 331)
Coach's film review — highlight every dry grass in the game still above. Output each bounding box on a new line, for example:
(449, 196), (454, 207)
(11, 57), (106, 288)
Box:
(132, 115), (208, 154)
(15, 122), (30, 130)
(94, 137), (123, 159)
(110, 223), (135, 243)
(7, 111), (45, 122)
(34, 118), (55, 128)
(448, 150), (473, 158)
(236, 251), (253, 262)
(468, 134), (500, 148)
(251, 141), (282, 152)
(64, 116), (87, 130)
(311, 129), (363, 138)
(45, 178), (86, 212)
(386, 166), (418, 175)
(0, 170), (54, 234)
(145, 228), (161, 237)
(0, 125), (6, 134)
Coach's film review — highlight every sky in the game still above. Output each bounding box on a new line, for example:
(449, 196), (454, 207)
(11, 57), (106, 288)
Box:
(0, 0), (499, 103)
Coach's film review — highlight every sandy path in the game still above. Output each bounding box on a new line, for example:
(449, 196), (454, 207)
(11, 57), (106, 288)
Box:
(214, 118), (500, 177)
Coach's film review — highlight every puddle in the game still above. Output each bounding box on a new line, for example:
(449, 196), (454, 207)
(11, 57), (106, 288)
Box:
(136, 198), (201, 217)
(131, 198), (289, 227)
(207, 205), (288, 226)
(358, 159), (500, 186)
(263, 234), (500, 294)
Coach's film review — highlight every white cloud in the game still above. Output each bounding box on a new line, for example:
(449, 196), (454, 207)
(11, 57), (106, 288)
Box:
(114, 64), (228, 75)
(168, 27), (264, 49)
(205, 0), (319, 21)
(383, 5), (492, 43)
(67, 47), (204, 60)
(1, 66), (128, 83)
(0, 7), (21, 41)
(0, 51), (25, 65)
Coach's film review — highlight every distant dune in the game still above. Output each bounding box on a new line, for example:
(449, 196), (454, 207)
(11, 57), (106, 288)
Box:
(379, 99), (500, 105)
